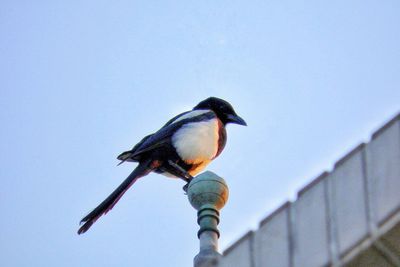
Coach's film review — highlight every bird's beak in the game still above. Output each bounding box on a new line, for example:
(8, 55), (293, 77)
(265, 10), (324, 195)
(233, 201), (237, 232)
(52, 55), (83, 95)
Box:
(226, 114), (247, 126)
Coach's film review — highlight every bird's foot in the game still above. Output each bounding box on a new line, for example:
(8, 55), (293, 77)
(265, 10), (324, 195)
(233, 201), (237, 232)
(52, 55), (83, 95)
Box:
(183, 183), (189, 194)
(182, 174), (194, 194)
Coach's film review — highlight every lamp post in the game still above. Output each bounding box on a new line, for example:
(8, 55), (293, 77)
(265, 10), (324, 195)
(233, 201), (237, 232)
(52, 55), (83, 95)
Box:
(187, 171), (229, 267)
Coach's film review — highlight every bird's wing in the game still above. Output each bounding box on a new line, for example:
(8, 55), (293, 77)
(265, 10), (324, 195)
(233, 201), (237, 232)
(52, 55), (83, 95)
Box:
(129, 110), (216, 158)
(117, 134), (153, 164)
(117, 111), (191, 163)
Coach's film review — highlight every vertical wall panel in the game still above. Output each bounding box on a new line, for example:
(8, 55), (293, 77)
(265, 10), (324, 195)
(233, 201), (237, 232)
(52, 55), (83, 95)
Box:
(293, 177), (330, 267)
(254, 203), (291, 267)
(366, 116), (400, 225)
(329, 145), (369, 255)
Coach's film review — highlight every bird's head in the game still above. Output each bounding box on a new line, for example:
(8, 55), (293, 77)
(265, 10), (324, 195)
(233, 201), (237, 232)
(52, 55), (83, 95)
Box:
(193, 97), (247, 126)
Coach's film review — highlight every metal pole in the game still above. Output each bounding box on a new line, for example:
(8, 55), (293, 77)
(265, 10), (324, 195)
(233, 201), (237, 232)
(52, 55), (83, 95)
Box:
(187, 171), (229, 267)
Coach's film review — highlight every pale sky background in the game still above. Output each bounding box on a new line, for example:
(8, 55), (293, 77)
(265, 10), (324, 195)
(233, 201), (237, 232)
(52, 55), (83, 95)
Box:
(1, 1), (399, 266)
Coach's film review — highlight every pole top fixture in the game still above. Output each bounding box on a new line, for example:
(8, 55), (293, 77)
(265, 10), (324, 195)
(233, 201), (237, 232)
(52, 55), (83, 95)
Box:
(187, 171), (229, 212)
(187, 171), (229, 267)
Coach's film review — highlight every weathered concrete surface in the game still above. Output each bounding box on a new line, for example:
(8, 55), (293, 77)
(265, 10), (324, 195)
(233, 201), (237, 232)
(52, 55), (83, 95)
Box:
(329, 144), (368, 256)
(254, 203), (291, 267)
(293, 175), (330, 267)
(366, 115), (400, 225)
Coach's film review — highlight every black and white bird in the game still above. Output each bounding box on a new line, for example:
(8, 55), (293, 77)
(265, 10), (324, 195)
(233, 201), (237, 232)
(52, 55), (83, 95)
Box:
(78, 97), (246, 234)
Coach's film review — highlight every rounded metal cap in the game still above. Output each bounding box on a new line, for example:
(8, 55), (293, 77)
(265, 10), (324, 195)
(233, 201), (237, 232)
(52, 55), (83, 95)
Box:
(187, 171), (229, 211)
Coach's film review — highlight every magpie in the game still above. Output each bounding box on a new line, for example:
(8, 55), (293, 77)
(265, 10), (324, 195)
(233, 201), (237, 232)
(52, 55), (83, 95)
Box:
(78, 97), (246, 234)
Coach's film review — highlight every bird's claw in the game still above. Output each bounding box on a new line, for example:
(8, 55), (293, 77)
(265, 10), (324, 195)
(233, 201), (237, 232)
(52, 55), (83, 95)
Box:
(183, 183), (189, 194)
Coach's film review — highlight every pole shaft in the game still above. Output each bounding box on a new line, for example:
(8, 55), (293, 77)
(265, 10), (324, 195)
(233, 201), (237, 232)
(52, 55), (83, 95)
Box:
(187, 171), (229, 267)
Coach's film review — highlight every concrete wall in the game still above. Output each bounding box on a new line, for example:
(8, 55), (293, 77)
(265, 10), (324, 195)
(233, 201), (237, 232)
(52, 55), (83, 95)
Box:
(215, 112), (400, 267)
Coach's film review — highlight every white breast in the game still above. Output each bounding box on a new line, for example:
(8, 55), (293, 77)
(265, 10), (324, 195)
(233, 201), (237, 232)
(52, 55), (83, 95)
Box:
(172, 118), (219, 164)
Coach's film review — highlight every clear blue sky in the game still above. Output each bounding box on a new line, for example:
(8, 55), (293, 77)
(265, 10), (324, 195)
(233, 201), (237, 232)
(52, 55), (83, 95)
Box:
(1, 1), (399, 266)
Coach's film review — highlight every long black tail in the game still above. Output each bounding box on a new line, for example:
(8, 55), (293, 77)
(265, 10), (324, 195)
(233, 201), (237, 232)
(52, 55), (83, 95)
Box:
(78, 161), (152, 234)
